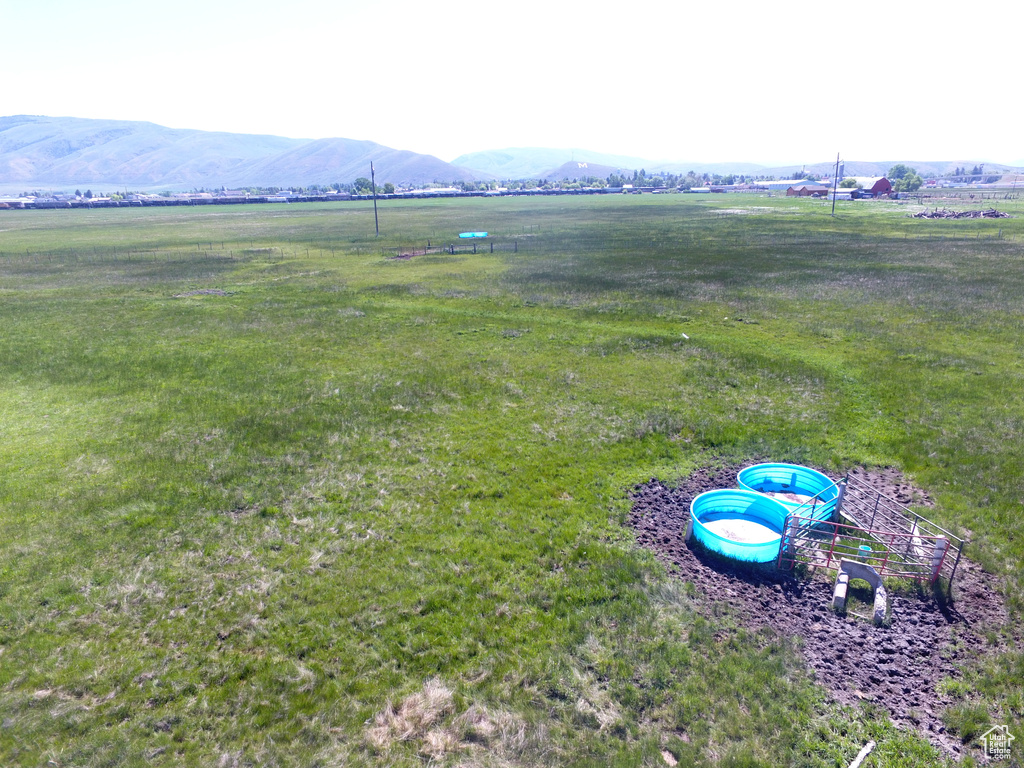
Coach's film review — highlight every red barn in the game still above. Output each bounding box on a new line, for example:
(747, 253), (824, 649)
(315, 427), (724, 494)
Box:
(845, 177), (893, 197)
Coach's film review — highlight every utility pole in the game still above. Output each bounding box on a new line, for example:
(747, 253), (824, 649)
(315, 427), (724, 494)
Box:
(370, 161), (379, 236)
(831, 152), (840, 217)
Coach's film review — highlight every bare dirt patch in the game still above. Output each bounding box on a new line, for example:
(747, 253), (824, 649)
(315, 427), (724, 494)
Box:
(629, 459), (1009, 757)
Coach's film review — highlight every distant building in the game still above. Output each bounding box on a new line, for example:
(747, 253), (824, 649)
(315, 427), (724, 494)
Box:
(844, 177), (893, 197)
(762, 179), (826, 191)
(786, 183), (829, 197)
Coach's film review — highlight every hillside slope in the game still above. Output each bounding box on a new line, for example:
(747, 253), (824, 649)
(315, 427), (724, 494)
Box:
(539, 161), (632, 181)
(0, 115), (476, 190)
(764, 160), (1022, 179)
(452, 147), (652, 179)
(453, 143), (1022, 181)
(224, 137), (481, 188)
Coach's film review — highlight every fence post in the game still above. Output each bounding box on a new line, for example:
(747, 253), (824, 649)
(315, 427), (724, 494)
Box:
(930, 537), (948, 583)
(780, 514), (798, 566)
(832, 481), (846, 523)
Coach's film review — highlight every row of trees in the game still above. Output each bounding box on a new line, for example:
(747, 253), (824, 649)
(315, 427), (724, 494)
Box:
(481, 170), (771, 193)
(244, 163), (1000, 196)
(16, 189), (131, 200)
(351, 178), (395, 195)
(239, 182), (399, 196)
(155, 182), (404, 196)
(33, 163), (1005, 200)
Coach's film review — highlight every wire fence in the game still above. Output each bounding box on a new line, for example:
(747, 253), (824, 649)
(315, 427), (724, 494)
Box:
(779, 514), (954, 584)
(777, 474), (964, 586)
(382, 239), (522, 259)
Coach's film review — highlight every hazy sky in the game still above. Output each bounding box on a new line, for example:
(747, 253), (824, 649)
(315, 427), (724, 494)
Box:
(4, 0), (1022, 166)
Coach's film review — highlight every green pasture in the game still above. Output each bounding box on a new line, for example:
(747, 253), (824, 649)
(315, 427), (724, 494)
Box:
(0, 194), (1021, 766)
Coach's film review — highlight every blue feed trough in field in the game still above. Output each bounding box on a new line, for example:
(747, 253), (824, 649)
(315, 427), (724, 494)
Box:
(459, 232), (488, 238)
(690, 489), (789, 563)
(737, 463), (838, 522)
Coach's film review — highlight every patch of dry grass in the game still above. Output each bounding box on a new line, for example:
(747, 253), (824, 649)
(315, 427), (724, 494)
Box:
(365, 679), (530, 765)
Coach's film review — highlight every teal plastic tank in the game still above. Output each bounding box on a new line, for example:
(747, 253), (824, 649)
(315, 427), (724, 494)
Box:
(689, 489), (789, 563)
(737, 463), (838, 523)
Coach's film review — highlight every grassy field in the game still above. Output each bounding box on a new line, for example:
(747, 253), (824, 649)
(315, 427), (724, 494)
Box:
(0, 194), (1022, 766)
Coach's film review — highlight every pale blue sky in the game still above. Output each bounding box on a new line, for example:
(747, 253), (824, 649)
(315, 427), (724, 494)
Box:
(3, 0), (1021, 166)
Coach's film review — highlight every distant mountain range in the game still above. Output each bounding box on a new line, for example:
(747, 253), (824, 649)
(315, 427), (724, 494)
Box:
(1, 115), (1019, 192)
(538, 161), (632, 182)
(452, 147), (774, 179)
(0, 115), (477, 191)
(451, 148), (652, 180)
(765, 159), (1022, 179)
(456, 148), (1022, 182)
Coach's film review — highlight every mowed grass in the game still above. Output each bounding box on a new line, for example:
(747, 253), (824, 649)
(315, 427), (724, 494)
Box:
(0, 195), (1022, 766)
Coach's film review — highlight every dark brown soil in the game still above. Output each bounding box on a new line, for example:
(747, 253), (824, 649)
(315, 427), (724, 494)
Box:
(628, 459), (1009, 757)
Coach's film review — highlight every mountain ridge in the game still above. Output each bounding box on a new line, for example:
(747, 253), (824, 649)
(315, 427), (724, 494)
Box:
(2, 115), (1019, 192)
(452, 147), (655, 180)
(457, 147), (1022, 181)
(0, 115), (476, 190)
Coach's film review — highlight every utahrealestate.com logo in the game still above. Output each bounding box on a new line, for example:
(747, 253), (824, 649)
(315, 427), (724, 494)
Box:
(982, 725), (1015, 760)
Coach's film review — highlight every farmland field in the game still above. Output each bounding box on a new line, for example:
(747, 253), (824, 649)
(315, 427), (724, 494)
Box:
(1, 194), (1022, 767)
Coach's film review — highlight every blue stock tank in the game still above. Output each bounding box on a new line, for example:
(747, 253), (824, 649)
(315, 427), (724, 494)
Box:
(737, 463), (839, 523)
(689, 489), (789, 563)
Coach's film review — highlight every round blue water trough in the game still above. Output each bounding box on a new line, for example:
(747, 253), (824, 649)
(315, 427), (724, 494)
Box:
(737, 463), (838, 522)
(689, 489), (789, 563)
(459, 232), (488, 238)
